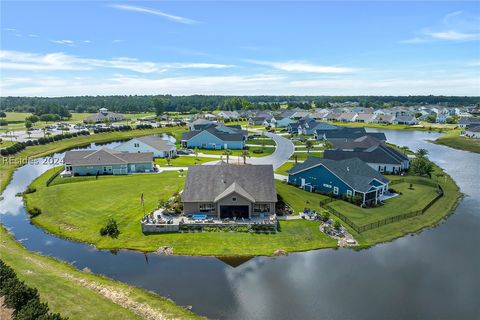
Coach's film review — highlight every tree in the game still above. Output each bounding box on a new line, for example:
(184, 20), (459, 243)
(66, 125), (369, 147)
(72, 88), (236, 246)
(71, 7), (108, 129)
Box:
(416, 148), (428, 158)
(223, 149), (231, 164)
(153, 98), (165, 117)
(293, 154), (298, 164)
(411, 156), (434, 178)
(25, 120), (33, 131)
(334, 220), (342, 230)
(26, 115), (40, 123)
(0, 111), (6, 118)
(240, 150), (250, 164)
(426, 115), (437, 123)
(99, 218), (120, 238)
(305, 140), (314, 153)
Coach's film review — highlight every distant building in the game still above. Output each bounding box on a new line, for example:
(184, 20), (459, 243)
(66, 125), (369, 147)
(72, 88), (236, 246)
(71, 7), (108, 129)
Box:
(464, 125), (480, 139)
(83, 108), (127, 123)
(115, 135), (177, 158)
(64, 148), (153, 176)
(181, 125), (247, 150)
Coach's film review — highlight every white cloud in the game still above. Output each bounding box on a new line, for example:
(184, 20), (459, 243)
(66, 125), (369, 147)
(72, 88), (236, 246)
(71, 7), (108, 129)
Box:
(425, 30), (480, 41)
(0, 50), (235, 73)
(110, 4), (198, 25)
(246, 60), (357, 74)
(50, 39), (75, 45)
(27, 34), (39, 38)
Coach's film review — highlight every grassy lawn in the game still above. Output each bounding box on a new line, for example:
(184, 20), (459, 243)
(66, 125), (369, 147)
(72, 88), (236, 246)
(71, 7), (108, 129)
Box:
(247, 138), (276, 146)
(154, 156), (219, 167)
(291, 151), (324, 161)
(0, 126), (187, 193)
(0, 139), (16, 148)
(197, 146), (275, 157)
(275, 181), (329, 214)
(25, 169), (336, 255)
(0, 226), (199, 320)
(328, 182), (438, 225)
(275, 162), (296, 176)
(433, 129), (480, 154)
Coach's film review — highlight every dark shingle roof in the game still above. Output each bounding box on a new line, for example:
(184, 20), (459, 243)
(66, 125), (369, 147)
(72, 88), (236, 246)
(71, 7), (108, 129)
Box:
(289, 157), (389, 192)
(64, 148), (152, 166)
(324, 144), (408, 165)
(135, 135), (175, 151)
(182, 164), (277, 203)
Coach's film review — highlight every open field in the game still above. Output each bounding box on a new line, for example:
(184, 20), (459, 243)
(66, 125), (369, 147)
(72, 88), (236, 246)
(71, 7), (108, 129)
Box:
(154, 156), (219, 167)
(433, 129), (480, 153)
(328, 182), (439, 225)
(0, 126), (187, 193)
(25, 169), (336, 255)
(0, 226), (200, 320)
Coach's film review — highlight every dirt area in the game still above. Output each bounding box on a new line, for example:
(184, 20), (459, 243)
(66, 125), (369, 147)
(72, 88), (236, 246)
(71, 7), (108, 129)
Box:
(0, 296), (14, 320)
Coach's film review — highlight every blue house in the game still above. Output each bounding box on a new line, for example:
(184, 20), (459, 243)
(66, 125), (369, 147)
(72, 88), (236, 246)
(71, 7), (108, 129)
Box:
(288, 157), (390, 205)
(181, 125), (247, 150)
(275, 117), (296, 128)
(64, 148), (154, 176)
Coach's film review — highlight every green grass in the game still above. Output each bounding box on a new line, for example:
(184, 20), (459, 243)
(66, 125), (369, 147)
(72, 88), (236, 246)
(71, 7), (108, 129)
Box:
(275, 162), (296, 176)
(290, 151), (324, 161)
(275, 181), (329, 214)
(197, 146), (275, 157)
(0, 126), (187, 193)
(328, 182), (438, 225)
(0, 139), (16, 148)
(433, 129), (480, 153)
(25, 170), (336, 255)
(247, 138), (275, 146)
(154, 156), (219, 167)
(0, 226), (200, 320)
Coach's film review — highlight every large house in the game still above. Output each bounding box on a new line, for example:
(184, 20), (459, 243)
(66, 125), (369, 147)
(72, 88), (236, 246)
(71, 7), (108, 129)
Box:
(324, 143), (410, 173)
(315, 127), (387, 142)
(83, 108), (127, 123)
(217, 111), (240, 120)
(182, 164), (277, 219)
(393, 115), (418, 125)
(188, 119), (214, 131)
(64, 148), (153, 176)
(288, 157), (390, 205)
(181, 125), (247, 150)
(114, 135), (177, 158)
(464, 125), (480, 139)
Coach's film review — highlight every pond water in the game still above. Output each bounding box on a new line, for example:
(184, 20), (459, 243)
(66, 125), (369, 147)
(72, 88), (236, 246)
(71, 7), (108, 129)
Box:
(1, 131), (479, 319)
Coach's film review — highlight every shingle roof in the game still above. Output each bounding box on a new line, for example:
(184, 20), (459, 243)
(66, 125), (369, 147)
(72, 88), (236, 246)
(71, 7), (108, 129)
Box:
(331, 135), (382, 150)
(182, 164), (277, 203)
(324, 144), (408, 165)
(135, 135), (175, 151)
(64, 148), (153, 166)
(181, 126), (245, 142)
(289, 157), (389, 193)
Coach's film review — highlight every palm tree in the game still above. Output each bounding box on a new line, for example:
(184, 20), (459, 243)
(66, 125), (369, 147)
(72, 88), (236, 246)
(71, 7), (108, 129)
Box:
(240, 150), (250, 164)
(417, 148), (428, 158)
(305, 140), (313, 153)
(294, 154), (298, 164)
(223, 149), (231, 164)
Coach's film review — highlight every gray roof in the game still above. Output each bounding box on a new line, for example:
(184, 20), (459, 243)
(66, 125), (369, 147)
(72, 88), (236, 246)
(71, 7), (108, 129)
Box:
(64, 148), (153, 166)
(83, 111), (126, 123)
(394, 115), (417, 122)
(182, 126), (245, 142)
(182, 164), (277, 203)
(331, 135), (383, 150)
(289, 157), (389, 193)
(132, 135), (175, 151)
(324, 144), (408, 165)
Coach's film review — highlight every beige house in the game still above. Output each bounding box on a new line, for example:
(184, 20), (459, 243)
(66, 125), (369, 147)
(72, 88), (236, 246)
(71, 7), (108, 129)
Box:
(181, 164), (277, 219)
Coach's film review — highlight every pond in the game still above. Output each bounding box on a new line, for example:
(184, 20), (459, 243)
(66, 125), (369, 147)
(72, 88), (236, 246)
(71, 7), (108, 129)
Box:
(1, 131), (479, 319)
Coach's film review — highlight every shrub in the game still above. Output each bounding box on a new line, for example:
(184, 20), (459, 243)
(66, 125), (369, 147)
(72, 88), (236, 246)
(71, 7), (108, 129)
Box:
(27, 207), (42, 217)
(24, 186), (36, 194)
(100, 218), (120, 238)
(334, 220), (342, 230)
(252, 148), (263, 154)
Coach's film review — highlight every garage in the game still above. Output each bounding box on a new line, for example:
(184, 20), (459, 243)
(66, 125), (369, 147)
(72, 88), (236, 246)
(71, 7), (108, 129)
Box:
(220, 205), (249, 219)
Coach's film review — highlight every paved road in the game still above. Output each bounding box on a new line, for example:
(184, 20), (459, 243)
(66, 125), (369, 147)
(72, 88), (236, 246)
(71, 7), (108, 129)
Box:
(247, 131), (295, 169)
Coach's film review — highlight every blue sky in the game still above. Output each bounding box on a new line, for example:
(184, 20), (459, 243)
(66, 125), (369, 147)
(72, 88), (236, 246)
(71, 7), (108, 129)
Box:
(1, 1), (479, 96)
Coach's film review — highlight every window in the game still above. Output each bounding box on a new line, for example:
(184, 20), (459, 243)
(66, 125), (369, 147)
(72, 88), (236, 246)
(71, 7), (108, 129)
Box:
(254, 204), (270, 213)
(232, 197), (237, 202)
(346, 190), (353, 197)
(134, 143), (140, 148)
(199, 204), (215, 212)
(333, 186), (339, 195)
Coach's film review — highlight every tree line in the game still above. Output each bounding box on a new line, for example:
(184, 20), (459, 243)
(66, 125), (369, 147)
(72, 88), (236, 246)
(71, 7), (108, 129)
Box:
(1, 95), (479, 115)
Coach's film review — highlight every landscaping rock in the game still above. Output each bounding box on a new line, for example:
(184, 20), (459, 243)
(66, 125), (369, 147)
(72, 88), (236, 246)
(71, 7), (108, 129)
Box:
(156, 246), (173, 255)
(273, 249), (288, 256)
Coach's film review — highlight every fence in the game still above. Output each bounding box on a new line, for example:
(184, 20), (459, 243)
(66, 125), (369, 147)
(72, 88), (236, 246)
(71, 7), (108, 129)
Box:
(320, 184), (444, 234)
(45, 167), (64, 187)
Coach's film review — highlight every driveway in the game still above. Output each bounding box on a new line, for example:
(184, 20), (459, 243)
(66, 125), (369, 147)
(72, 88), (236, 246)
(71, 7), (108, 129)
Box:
(247, 131), (294, 169)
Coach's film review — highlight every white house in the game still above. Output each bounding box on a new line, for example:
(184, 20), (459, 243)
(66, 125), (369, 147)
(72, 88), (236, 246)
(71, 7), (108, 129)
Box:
(115, 135), (177, 158)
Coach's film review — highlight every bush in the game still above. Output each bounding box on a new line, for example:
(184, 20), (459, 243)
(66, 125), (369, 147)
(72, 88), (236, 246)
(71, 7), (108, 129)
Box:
(252, 148), (263, 154)
(100, 218), (120, 238)
(27, 207), (42, 217)
(23, 186), (36, 194)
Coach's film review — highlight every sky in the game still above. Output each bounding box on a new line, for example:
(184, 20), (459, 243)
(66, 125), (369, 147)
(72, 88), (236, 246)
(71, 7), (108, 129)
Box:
(1, 1), (479, 97)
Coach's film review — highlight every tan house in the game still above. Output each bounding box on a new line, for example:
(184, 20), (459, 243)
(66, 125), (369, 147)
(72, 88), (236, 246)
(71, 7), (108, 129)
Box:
(181, 164), (277, 219)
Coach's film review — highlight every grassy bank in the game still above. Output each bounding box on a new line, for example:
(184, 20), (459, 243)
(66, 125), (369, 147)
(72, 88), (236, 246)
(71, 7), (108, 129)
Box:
(25, 170), (336, 255)
(0, 126), (187, 193)
(0, 226), (200, 320)
(432, 129), (480, 153)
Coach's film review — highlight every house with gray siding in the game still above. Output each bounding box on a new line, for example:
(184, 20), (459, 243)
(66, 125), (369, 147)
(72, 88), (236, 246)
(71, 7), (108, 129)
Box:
(64, 148), (154, 176)
(182, 164), (277, 219)
(114, 135), (176, 158)
(181, 125), (247, 150)
(288, 157), (389, 205)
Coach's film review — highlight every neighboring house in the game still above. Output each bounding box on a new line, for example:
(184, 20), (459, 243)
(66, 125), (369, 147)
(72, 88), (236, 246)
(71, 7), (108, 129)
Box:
(315, 127), (387, 142)
(297, 119), (338, 135)
(182, 164), (277, 219)
(291, 111), (311, 119)
(458, 117), (480, 128)
(274, 117), (296, 128)
(393, 115), (418, 125)
(355, 113), (376, 123)
(83, 108), (127, 123)
(189, 119), (214, 131)
(217, 111), (240, 120)
(338, 112), (358, 122)
(330, 135), (383, 150)
(288, 157), (390, 205)
(181, 126), (246, 150)
(115, 135), (177, 158)
(464, 125), (480, 138)
(326, 112), (341, 121)
(324, 144), (410, 173)
(248, 116), (268, 126)
(64, 148), (153, 176)
(375, 114), (396, 124)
